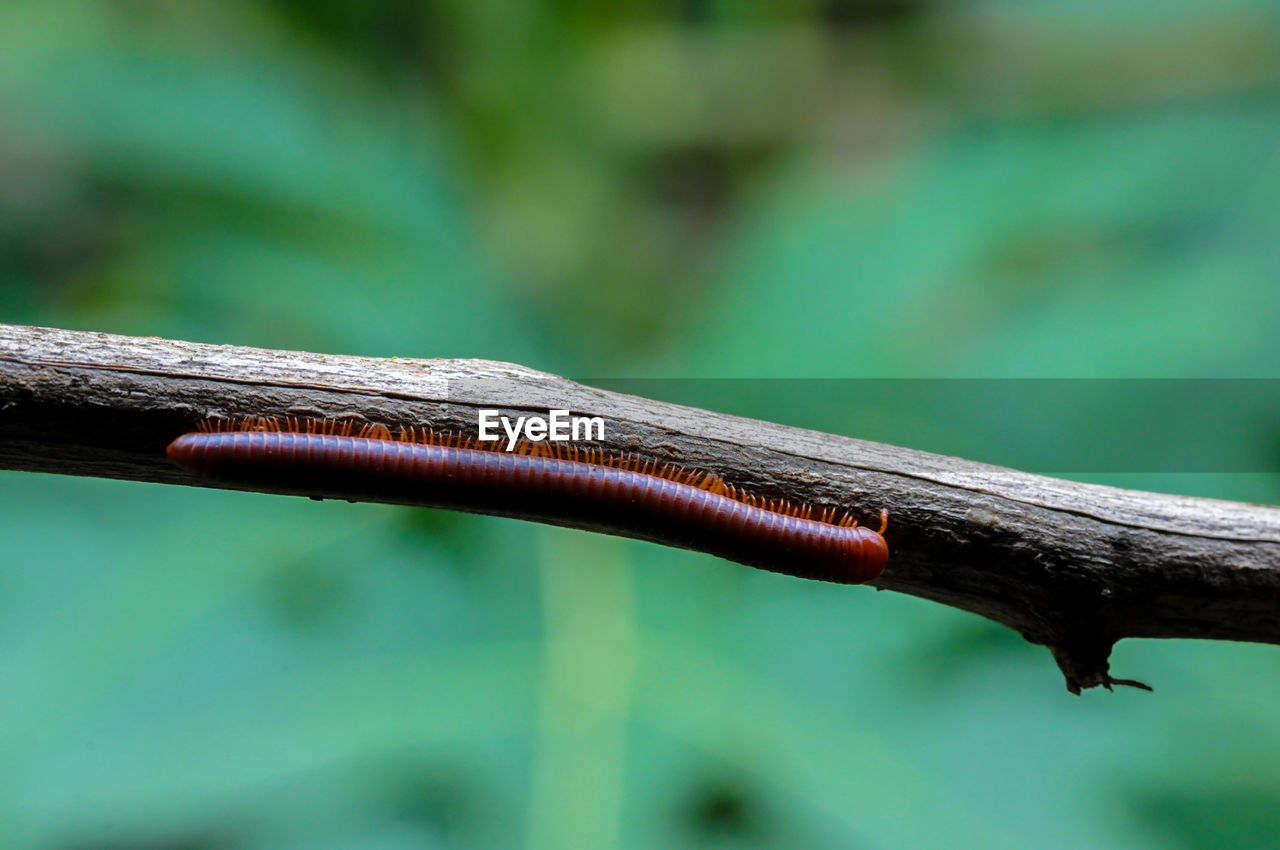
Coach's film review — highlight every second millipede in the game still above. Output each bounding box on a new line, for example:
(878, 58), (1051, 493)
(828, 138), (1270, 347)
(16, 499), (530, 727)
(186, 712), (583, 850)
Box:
(166, 418), (889, 585)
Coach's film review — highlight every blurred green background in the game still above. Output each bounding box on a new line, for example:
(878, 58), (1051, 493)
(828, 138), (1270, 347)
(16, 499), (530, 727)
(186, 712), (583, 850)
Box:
(3, 1), (1280, 848)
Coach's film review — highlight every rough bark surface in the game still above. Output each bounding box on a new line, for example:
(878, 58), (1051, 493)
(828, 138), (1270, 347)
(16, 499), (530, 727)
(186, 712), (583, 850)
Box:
(2, 323), (1278, 692)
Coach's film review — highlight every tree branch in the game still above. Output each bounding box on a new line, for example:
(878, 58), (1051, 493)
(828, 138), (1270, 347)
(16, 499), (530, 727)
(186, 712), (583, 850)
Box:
(2, 322), (1278, 693)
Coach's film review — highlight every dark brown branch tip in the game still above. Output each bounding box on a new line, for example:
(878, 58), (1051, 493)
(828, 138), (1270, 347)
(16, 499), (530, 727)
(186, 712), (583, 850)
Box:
(1104, 677), (1154, 693)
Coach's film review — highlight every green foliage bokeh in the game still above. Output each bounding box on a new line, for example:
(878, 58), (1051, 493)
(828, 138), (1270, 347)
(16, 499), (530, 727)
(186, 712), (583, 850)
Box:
(2, 1), (1279, 848)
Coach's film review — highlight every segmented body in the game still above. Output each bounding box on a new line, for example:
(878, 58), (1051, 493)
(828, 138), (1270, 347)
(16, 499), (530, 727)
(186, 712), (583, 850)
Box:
(167, 420), (889, 585)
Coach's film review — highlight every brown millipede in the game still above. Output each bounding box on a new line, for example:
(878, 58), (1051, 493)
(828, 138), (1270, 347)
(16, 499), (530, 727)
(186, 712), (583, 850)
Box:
(166, 417), (889, 585)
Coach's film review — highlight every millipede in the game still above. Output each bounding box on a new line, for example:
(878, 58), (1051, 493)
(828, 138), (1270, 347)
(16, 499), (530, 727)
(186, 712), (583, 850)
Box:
(166, 417), (889, 585)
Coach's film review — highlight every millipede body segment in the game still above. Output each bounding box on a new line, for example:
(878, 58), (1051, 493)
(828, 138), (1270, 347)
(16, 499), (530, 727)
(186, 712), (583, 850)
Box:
(166, 418), (889, 585)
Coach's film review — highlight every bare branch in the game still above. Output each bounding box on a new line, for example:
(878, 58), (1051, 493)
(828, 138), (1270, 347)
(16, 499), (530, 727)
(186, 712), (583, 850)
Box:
(2, 322), (1278, 692)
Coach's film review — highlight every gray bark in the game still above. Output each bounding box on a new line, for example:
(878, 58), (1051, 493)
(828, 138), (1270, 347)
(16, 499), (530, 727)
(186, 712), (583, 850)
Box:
(2, 322), (1278, 692)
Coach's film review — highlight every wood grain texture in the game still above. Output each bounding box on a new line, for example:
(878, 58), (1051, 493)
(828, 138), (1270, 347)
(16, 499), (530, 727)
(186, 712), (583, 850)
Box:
(2, 322), (1279, 692)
